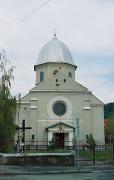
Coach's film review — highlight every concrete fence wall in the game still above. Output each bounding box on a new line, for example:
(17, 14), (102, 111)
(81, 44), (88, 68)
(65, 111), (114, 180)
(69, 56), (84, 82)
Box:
(0, 153), (74, 166)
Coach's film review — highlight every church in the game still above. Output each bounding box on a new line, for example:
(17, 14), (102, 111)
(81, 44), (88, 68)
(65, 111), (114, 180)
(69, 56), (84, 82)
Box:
(17, 34), (104, 148)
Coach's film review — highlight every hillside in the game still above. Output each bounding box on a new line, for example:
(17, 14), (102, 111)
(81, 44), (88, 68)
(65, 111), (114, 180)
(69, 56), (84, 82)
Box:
(104, 102), (114, 119)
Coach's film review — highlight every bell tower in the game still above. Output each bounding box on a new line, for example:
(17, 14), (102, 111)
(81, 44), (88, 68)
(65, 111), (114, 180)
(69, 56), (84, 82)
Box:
(34, 35), (77, 84)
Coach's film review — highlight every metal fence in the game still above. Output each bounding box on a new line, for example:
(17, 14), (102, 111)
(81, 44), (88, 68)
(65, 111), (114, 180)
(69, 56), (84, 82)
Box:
(18, 141), (114, 165)
(19, 141), (74, 152)
(75, 144), (113, 165)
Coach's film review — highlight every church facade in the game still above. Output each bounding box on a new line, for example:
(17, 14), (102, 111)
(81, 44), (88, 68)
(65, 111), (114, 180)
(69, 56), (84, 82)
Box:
(17, 34), (104, 147)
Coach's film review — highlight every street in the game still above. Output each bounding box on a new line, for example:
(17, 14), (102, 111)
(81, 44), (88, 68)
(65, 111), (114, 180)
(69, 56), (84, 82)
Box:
(0, 171), (114, 180)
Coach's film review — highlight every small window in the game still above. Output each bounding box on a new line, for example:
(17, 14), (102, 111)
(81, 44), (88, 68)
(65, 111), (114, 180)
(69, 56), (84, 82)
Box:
(56, 83), (59, 86)
(40, 71), (44, 81)
(68, 72), (72, 78)
(53, 70), (58, 75)
(56, 79), (58, 82)
(64, 79), (66, 83)
(32, 134), (35, 140)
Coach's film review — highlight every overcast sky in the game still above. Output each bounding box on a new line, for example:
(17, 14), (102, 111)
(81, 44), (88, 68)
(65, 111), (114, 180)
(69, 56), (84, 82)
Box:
(0, 0), (114, 103)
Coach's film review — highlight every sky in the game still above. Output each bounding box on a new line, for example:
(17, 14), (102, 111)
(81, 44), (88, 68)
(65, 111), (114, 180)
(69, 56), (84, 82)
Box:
(0, 0), (114, 104)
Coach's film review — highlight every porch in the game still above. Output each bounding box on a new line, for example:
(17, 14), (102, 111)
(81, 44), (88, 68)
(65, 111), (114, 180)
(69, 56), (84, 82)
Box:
(46, 122), (75, 148)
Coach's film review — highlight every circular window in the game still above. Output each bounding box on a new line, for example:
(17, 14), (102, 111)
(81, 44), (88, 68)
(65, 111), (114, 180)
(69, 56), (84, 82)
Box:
(53, 101), (66, 116)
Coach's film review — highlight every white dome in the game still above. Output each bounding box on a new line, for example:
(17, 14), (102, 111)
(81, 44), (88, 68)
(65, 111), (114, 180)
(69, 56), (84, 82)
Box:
(35, 35), (75, 66)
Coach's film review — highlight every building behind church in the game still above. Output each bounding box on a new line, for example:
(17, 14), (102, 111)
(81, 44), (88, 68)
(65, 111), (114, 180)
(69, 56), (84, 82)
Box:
(16, 34), (104, 147)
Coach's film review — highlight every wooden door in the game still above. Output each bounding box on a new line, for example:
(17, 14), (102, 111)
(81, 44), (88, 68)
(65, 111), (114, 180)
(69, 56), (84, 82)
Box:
(55, 133), (64, 148)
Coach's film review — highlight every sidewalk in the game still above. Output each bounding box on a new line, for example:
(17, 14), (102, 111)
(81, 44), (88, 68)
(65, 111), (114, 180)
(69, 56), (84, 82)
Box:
(0, 165), (114, 175)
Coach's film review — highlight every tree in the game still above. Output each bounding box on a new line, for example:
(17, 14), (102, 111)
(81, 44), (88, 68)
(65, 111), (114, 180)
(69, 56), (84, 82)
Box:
(85, 133), (96, 165)
(109, 110), (114, 121)
(104, 103), (114, 143)
(105, 112), (114, 143)
(0, 49), (17, 152)
(85, 133), (96, 150)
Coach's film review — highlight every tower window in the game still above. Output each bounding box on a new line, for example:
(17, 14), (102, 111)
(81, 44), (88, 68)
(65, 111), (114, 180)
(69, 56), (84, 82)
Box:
(68, 72), (72, 78)
(64, 79), (66, 83)
(56, 79), (58, 82)
(40, 71), (44, 81)
(53, 70), (58, 75)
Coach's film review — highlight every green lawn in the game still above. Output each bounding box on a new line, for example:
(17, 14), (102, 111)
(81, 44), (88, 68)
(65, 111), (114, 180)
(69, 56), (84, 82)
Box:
(79, 150), (113, 160)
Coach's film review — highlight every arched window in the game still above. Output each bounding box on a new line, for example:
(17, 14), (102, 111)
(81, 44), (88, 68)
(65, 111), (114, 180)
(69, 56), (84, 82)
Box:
(53, 70), (58, 75)
(40, 71), (44, 81)
(68, 72), (72, 78)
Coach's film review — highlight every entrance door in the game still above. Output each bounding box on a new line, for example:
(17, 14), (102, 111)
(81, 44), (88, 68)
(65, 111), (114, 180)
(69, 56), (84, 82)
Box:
(55, 133), (64, 148)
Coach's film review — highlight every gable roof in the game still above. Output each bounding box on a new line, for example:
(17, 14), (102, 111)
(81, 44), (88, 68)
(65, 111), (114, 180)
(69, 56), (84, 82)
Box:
(20, 72), (103, 105)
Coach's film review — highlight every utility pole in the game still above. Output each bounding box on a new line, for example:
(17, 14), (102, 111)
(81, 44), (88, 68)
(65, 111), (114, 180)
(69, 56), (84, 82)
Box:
(76, 117), (80, 170)
(74, 113), (80, 169)
(17, 93), (21, 152)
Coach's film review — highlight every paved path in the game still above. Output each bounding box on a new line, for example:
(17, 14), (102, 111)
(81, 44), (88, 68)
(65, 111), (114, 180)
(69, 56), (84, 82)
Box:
(0, 165), (113, 175)
(0, 165), (114, 180)
(0, 171), (114, 180)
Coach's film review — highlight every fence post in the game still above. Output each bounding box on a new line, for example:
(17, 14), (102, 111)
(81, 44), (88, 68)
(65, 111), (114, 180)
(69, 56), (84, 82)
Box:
(47, 141), (48, 152)
(93, 144), (95, 165)
(112, 138), (114, 160)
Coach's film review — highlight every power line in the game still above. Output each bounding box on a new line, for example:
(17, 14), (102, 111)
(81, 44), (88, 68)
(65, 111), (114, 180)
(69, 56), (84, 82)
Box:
(18, 0), (52, 24)
(1, 0), (52, 47)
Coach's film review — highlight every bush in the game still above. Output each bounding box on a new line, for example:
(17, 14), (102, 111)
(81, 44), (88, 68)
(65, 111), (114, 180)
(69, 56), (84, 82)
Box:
(85, 133), (96, 150)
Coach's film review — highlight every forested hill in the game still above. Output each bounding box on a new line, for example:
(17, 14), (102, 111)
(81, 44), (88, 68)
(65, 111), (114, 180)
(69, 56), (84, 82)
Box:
(104, 102), (114, 119)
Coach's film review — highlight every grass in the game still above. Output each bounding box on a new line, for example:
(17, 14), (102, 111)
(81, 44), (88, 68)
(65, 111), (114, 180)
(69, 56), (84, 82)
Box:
(21, 144), (114, 161)
(79, 150), (113, 160)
